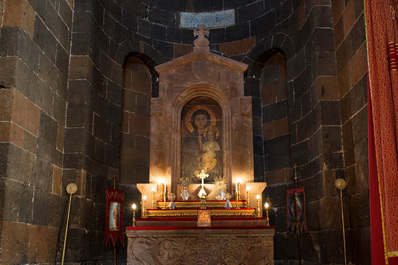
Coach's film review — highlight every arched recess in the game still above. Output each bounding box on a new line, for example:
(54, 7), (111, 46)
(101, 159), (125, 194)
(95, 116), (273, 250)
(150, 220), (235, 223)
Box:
(119, 54), (152, 184)
(170, 84), (232, 192)
(258, 51), (291, 186)
(245, 47), (291, 185)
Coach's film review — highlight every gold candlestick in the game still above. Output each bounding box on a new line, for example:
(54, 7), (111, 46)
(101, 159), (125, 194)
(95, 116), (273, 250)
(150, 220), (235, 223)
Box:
(256, 194), (261, 217)
(264, 202), (270, 225)
(163, 184), (167, 209)
(246, 187), (250, 208)
(160, 183), (164, 201)
(151, 188), (156, 209)
(141, 195), (147, 217)
(236, 182), (240, 209)
(131, 203), (137, 227)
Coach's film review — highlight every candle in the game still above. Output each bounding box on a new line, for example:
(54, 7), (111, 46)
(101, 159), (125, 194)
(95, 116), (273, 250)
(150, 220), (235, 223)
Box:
(131, 203), (137, 226)
(246, 186), (250, 207)
(256, 194), (261, 217)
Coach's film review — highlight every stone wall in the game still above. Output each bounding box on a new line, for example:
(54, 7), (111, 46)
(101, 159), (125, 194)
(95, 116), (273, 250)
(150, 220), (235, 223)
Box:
(0, 0), (369, 263)
(0, 0), (71, 263)
(332, 0), (369, 263)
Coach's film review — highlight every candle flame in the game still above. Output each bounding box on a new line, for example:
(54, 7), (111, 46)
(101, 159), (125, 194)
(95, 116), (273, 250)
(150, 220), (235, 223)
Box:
(132, 203), (137, 210)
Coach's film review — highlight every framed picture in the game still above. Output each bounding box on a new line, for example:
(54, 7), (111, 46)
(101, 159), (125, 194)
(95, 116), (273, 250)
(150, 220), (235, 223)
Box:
(286, 187), (308, 233)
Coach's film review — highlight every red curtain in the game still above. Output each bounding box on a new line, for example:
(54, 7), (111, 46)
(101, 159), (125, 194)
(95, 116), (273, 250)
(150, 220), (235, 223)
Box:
(366, 0), (398, 264)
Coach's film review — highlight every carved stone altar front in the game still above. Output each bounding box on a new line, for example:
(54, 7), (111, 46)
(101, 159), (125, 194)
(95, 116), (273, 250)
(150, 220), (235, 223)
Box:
(127, 227), (274, 265)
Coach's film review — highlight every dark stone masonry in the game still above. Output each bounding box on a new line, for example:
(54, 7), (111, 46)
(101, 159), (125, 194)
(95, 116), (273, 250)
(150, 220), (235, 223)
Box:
(0, 0), (368, 264)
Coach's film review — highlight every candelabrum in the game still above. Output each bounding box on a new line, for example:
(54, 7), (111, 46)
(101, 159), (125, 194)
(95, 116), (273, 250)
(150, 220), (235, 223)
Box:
(256, 194), (261, 217)
(236, 182), (241, 209)
(246, 187), (250, 208)
(131, 203), (137, 227)
(141, 195), (147, 217)
(264, 202), (270, 225)
(151, 188), (156, 209)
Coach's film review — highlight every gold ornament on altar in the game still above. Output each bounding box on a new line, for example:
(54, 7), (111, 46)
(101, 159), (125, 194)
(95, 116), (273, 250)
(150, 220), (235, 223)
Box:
(214, 176), (227, 200)
(179, 177), (191, 201)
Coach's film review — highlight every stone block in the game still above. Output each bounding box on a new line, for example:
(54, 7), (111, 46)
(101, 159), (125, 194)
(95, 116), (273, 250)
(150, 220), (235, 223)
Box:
(322, 126), (342, 153)
(351, 106), (367, 144)
(349, 227), (371, 265)
(69, 55), (93, 80)
(226, 22), (250, 42)
(319, 229), (345, 264)
(0, 57), (18, 89)
(7, 144), (35, 184)
(265, 168), (288, 185)
(276, 0), (293, 24)
(59, 0), (73, 28)
(0, 221), (30, 263)
(28, 224), (58, 263)
(342, 0), (356, 37)
(347, 43), (367, 89)
(34, 157), (53, 192)
(250, 11), (276, 36)
(52, 165), (62, 195)
(137, 18), (151, 38)
(151, 23), (167, 42)
(129, 113), (150, 136)
(93, 114), (111, 142)
(39, 112), (57, 146)
(262, 100), (287, 123)
(3, 0), (35, 38)
(332, 0), (345, 24)
(219, 37), (256, 57)
(10, 89), (40, 136)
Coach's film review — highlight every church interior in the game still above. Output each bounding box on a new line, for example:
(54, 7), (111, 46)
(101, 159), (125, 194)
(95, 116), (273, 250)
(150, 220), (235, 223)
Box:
(0, 0), (397, 264)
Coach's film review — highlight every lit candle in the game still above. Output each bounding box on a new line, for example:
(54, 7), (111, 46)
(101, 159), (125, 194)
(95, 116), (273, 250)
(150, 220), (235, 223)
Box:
(264, 202), (270, 226)
(131, 203), (137, 227)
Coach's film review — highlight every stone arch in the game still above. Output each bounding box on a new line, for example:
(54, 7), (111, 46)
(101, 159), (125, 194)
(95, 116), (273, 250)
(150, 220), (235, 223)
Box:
(243, 37), (292, 182)
(170, 84), (232, 191)
(119, 54), (153, 184)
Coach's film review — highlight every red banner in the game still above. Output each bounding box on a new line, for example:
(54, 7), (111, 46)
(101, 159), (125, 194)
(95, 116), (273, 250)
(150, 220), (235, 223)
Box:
(105, 188), (125, 248)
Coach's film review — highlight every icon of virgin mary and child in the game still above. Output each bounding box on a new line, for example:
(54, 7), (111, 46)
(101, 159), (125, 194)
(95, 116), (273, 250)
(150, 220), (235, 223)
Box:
(182, 108), (222, 183)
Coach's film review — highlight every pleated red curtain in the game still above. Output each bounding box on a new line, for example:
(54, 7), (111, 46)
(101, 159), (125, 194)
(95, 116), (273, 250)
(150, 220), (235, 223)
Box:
(366, 0), (398, 264)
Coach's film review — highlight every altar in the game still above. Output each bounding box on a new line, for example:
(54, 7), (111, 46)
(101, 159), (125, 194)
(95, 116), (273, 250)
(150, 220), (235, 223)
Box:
(126, 25), (275, 264)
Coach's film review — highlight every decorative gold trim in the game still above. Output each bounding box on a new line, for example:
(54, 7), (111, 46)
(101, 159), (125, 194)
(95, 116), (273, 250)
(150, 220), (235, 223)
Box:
(387, 251), (398, 258)
(154, 200), (246, 209)
(146, 208), (256, 217)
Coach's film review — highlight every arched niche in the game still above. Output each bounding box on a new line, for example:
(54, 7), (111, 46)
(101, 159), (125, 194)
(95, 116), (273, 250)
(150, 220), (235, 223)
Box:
(170, 85), (232, 195)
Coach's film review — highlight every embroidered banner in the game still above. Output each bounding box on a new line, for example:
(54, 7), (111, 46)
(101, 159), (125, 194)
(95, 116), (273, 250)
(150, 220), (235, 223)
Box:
(105, 188), (125, 248)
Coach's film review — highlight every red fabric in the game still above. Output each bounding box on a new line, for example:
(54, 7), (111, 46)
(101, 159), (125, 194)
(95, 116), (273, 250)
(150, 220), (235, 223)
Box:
(368, 83), (385, 264)
(127, 225), (275, 230)
(390, 257), (398, 265)
(136, 217), (268, 221)
(366, 0), (398, 261)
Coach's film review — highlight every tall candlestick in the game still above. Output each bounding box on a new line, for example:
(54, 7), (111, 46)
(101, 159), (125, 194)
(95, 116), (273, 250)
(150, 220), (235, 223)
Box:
(256, 194), (261, 217)
(131, 203), (137, 227)
(151, 187), (156, 209)
(236, 182), (240, 209)
(163, 184), (167, 209)
(264, 202), (270, 225)
(142, 195), (147, 217)
(246, 186), (250, 208)
(160, 183), (164, 200)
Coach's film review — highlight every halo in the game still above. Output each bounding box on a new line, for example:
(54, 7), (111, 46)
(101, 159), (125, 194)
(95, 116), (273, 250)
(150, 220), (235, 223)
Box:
(184, 105), (216, 133)
(204, 126), (220, 140)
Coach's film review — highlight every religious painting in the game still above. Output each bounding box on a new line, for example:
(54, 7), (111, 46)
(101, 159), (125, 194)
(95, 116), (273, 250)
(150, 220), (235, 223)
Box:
(181, 97), (223, 184)
(109, 202), (121, 231)
(286, 187), (308, 233)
